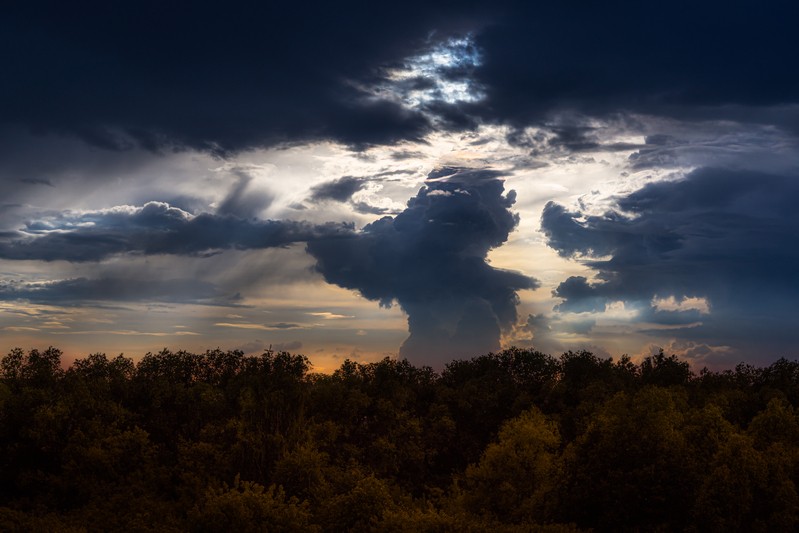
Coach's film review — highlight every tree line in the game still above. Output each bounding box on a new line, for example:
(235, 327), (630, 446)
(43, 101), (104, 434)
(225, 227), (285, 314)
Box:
(1, 345), (798, 531)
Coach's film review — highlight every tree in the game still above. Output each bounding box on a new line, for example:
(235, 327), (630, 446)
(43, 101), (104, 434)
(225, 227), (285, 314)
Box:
(694, 433), (799, 531)
(190, 477), (318, 533)
(559, 387), (695, 530)
(640, 349), (692, 387)
(456, 407), (560, 524)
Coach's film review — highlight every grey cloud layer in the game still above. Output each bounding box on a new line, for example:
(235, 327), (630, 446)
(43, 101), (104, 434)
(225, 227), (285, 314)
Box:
(0, 277), (227, 305)
(0, 202), (354, 262)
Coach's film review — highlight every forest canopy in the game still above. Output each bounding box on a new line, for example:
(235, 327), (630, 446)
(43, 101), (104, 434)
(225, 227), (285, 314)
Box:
(1, 346), (799, 531)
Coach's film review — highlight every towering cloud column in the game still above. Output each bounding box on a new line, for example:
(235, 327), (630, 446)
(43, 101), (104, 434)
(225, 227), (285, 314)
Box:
(307, 168), (537, 367)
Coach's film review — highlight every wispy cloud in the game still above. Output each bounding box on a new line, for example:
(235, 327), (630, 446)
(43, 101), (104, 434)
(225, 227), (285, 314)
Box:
(307, 312), (355, 320)
(54, 330), (202, 337)
(214, 322), (304, 330)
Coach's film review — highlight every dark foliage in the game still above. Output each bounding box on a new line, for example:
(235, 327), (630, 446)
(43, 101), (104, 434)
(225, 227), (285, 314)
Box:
(1, 346), (798, 531)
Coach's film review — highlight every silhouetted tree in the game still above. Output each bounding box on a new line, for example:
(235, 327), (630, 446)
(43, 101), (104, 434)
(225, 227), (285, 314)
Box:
(1, 345), (798, 531)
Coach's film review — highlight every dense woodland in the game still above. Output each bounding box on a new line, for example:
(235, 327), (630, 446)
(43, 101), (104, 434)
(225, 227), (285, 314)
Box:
(1, 346), (799, 531)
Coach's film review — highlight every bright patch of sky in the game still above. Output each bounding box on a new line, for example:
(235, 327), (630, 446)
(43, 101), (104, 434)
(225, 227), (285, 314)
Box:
(374, 36), (484, 108)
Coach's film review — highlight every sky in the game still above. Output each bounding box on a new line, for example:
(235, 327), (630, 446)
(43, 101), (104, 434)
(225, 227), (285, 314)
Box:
(1, 1), (798, 371)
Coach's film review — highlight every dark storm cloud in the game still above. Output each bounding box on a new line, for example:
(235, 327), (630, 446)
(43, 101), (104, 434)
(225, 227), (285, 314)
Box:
(308, 176), (368, 203)
(541, 167), (799, 353)
(0, 202), (354, 262)
(473, 2), (799, 133)
(6, 2), (796, 156)
(0, 1), (492, 154)
(306, 169), (537, 366)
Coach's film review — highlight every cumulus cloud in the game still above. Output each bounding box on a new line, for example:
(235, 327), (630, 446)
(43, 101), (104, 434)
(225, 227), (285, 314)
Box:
(541, 167), (799, 357)
(306, 168), (537, 366)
